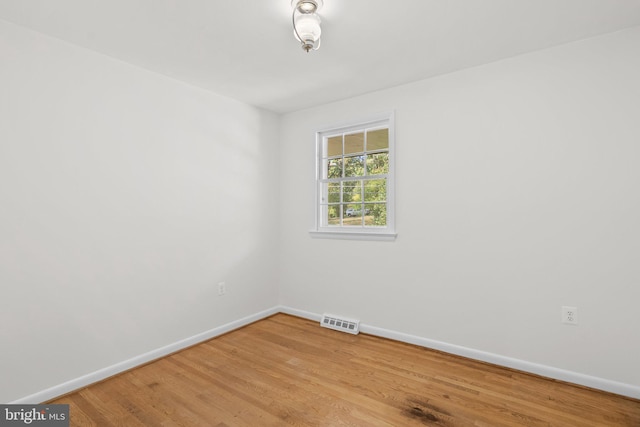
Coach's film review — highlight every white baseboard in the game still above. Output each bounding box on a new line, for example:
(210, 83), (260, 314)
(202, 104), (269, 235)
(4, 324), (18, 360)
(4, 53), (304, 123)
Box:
(12, 305), (639, 403)
(278, 305), (640, 399)
(279, 305), (323, 322)
(10, 306), (280, 404)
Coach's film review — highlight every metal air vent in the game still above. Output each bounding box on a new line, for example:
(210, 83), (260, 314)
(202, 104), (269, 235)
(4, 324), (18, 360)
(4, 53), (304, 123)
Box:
(320, 314), (360, 335)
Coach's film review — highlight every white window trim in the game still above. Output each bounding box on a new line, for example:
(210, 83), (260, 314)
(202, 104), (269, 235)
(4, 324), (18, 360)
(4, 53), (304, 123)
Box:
(310, 111), (396, 241)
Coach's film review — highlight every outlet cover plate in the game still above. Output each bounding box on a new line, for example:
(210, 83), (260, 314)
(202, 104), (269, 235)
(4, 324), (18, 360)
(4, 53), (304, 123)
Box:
(562, 306), (578, 325)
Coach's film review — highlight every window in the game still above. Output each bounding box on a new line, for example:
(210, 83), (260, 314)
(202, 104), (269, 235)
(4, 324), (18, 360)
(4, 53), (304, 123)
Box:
(310, 112), (396, 241)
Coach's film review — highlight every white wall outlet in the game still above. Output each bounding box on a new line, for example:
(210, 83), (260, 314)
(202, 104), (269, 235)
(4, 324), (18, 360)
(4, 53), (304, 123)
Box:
(562, 306), (578, 325)
(218, 282), (226, 296)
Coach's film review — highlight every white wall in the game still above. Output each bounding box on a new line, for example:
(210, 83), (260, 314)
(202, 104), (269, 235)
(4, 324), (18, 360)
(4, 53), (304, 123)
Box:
(279, 27), (640, 389)
(0, 20), (279, 403)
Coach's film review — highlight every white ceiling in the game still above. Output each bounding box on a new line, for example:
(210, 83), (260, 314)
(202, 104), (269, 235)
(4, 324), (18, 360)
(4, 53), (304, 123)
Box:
(2, 0), (640, 113)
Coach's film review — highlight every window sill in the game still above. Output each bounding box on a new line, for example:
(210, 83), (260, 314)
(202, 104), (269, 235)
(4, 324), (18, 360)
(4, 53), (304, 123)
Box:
(309, 230), (397, 242)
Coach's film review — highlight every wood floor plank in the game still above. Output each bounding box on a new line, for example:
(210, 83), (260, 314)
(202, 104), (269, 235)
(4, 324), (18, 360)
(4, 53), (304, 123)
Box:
(50, 313), (640, 426)
(62, 398), (99, 427)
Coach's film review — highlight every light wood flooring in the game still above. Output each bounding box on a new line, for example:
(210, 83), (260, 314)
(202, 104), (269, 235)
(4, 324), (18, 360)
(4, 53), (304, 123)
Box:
(50, 313), (640, 426)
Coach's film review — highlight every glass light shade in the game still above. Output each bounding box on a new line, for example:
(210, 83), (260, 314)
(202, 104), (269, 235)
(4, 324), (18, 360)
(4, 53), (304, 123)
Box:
(294, 13), (322, 43)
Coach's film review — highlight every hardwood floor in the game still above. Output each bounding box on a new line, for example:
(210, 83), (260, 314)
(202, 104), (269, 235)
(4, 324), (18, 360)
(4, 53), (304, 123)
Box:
(50, 314), (640, 426)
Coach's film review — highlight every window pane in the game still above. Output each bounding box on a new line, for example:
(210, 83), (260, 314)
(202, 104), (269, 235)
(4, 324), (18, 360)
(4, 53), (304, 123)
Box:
(364, 179), (386, 202)
(366, 203), (387, 226)
(343, 181), (361, 203)
(344, 155), (364, 177)
(364, 204), (375, 226)
(366, 152), (389, 175)
(343, 204), (363, 227)
(327, 182), (340, 203)
(367, 128), (388, 151)
(327, 205), (340, 225)
(344, 132), (364, 155)
(327, 136), (342, 157)
(327, 158), (342, 178)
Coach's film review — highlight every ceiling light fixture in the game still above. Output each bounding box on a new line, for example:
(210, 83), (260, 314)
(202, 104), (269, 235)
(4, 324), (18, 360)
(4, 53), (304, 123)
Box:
(292, 0), (323, 52)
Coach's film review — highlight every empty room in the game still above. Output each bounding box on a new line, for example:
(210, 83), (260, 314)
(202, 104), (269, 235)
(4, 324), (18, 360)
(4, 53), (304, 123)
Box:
(1, 0), (639, 425)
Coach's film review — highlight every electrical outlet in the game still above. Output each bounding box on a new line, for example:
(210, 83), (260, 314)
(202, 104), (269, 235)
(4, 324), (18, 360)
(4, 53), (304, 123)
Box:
(562, 306), (578, 325)
(218, 282), (226, 296)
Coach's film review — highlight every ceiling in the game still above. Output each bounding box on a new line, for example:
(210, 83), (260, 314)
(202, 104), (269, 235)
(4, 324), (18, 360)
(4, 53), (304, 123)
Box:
(1, 0), (640, 113)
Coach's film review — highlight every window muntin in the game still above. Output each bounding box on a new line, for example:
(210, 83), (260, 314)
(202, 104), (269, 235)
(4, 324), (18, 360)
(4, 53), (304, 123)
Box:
(314, 114), (395, 240)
